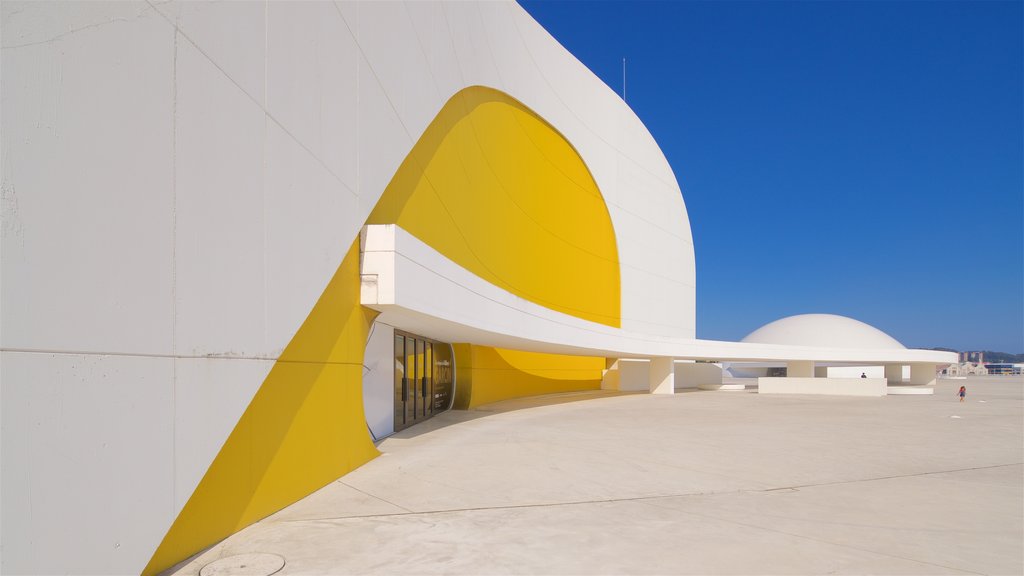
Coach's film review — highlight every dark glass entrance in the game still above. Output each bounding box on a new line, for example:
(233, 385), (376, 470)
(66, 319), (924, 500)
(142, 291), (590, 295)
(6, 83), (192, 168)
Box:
(393, 331), (454, 432)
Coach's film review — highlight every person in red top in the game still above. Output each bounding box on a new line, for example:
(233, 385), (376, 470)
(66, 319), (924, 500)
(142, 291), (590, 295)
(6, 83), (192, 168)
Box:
(958, 385), (966, 402)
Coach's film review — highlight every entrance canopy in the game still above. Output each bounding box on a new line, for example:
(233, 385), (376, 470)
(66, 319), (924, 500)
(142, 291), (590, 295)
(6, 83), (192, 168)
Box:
(360, 225), (956, 366)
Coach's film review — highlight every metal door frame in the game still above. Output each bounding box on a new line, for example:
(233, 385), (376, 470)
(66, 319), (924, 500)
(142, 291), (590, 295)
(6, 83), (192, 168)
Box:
(393, 330), (456, 432)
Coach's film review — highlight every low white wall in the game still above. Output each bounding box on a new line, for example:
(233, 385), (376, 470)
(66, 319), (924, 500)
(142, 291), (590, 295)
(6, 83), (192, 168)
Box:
(675, 362), (722, 388)
(758, 377), (888, 397)
(605, 360), (723, 391)
(827, 366), (884, 378)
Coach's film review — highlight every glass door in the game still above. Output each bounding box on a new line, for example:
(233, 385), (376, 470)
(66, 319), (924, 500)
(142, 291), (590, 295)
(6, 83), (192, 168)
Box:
(393, 331), (454, 432)
(394, 333), (407, 430)
(405, 335), (417, 428)
(425, 342), (434, 416)
(433, 343), (453, 412)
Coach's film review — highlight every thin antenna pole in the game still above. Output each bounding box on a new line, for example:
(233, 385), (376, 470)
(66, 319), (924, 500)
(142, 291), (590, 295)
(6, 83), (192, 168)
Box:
(622, 57), (627, 102)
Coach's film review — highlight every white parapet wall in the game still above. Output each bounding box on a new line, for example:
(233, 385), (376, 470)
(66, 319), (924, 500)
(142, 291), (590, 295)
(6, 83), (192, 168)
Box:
(610, 359), (723, 391)
(758, 377), (888, 397)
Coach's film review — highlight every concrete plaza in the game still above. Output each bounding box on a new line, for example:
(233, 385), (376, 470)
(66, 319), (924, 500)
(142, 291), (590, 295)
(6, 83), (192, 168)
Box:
(172, 376), (1022, 575)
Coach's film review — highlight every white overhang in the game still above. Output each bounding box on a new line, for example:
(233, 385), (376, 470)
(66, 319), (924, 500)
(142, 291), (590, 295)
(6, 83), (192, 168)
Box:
(359, 225), (956, 365)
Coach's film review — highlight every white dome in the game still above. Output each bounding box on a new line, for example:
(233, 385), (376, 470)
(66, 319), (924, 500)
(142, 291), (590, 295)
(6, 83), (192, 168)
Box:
(742, 314), (905, 349)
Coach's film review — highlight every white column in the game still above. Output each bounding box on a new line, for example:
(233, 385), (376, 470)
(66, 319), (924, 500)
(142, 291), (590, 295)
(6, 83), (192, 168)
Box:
(787, 361), (814, 378)
(910, 363), (937, 386)
(649, 357), (675, 394)
(885, 364), (904, 384)
(601, 359), (620, 390)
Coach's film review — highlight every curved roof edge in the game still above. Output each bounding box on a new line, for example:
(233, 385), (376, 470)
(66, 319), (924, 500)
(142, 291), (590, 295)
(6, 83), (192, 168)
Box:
(743, 314), (906, 350)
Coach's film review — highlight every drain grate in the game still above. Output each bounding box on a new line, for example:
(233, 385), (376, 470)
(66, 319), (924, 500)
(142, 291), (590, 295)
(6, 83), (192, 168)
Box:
(199, 553), (285, 576)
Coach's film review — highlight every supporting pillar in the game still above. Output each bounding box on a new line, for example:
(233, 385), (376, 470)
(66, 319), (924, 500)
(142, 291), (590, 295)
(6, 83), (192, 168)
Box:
(910, 363), (937, 386)
(601, 359), (621, 390)
(786, 361), (814, 378)
(884, 364), (904, 384)
(649, 357), (676, 394)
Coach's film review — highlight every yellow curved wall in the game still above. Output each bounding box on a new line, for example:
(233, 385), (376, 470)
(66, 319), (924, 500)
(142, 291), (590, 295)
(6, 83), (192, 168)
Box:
(145, 86), (621, 573)
(143, 240), (378, 575)
(453, 345), (605, 409)
(368, 86), (620, 327)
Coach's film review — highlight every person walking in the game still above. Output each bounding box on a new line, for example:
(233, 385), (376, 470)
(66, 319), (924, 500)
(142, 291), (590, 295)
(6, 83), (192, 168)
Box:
(958, 385), (966, 402)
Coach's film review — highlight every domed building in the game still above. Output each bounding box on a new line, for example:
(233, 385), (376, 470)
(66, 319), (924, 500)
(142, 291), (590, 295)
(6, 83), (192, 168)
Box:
(725, 314), (925, 389)
(742, 314), (906, 350)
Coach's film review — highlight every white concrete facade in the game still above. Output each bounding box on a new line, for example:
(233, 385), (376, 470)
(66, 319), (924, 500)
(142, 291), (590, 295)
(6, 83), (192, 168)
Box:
(1, 3), (696, 571)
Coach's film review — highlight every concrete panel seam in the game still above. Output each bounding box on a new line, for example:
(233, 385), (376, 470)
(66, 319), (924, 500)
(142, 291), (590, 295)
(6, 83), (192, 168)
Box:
(610, 200), (694, 246)
(331, 1), (414, 144)
(146, 0), (358, 201)
(0, 348), (363, 366)
(619, 262), (697, 288)
(438, 2), (471, 90)
(399, 1), (444, 101)
(503, 3), (681, 193)
(1, 6), (157, 50)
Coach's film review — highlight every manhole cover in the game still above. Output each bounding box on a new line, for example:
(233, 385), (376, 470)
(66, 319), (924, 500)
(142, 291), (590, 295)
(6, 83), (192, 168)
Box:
(199, 553), (285, 576)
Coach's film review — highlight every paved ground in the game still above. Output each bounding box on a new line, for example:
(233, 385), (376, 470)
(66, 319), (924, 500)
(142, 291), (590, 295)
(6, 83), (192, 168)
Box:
(172, 376), (1023, 575)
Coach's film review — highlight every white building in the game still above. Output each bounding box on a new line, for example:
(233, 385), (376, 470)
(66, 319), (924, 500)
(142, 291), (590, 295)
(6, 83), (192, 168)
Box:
(1, 2), (956, 573)
(943, 363), (989, 377)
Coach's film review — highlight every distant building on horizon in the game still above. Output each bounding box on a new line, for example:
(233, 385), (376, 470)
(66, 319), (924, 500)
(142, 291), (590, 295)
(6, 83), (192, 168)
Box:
(984, 363), (1023, 375)
(960, 351), (985, 363)
(942, 362), (988, 377)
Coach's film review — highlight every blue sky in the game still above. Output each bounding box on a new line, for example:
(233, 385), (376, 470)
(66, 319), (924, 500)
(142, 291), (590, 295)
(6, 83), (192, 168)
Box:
(520, 0), (1023, 352)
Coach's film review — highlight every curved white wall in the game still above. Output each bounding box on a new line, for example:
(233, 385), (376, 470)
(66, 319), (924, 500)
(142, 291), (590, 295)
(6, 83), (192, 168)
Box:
(1, 1), (693, 572)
